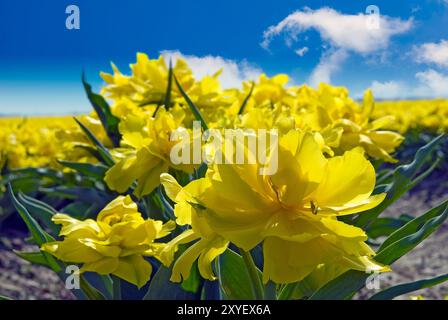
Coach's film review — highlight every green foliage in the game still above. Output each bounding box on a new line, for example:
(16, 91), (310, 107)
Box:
(143, 265), (196, 300)
(310, 200), (448, 300)
(174, 74), (209, 131)
(369, 273), (448, 300)
(74, 118), (115, 167)
(219, 249), (260, 300)
(82, 73), (121, 147)
(238, 81), (255, 115)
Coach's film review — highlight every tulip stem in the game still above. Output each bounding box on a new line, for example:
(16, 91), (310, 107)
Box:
(239, 248), (264, 300)
(112, 276), (122, 300)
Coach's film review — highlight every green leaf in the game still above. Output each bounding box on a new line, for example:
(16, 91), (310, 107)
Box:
(174, 74), (209, 131)
(39, 186), (109, 204)
(101, 275), (114, 299)
(238, 81), (255, 115)
(153, 60), (173, 116)
(164, 60), (173, 108)
(263, 281), (277, 300)
(8, 184), (53, 246)
(309, 200), (448, 300)
(1, 167), (63, 186)
(354, 134), (444, 228)
(17, 192), (58, 234)
(7, 184), (60, 272)
(157, 186), (175, 220)
(112, 275), (122, 300)
(139, 99), (164, 107)
(378, 200), (448, 251)
(74, 144), (103, 162)
(14, 250), (50, 267)
(375, 202), (448, 265)
(58, 160), (108, 180)
(309, 270), (367, 300)
(0, 295), (12, 300)
(366, 215), (413, 239)
(376, 168), (394, 185)
(181, 261), (202, 293)
(369, 273), (448, 300)
(277, 283), (299, 300)
(82, 73), (121, 147)
(143, 266), (196, 300)
(79, 275), (107, 300)
(74, 118), (115, 167)
(277, 276), (318, 300)
(219, 249), (259, 300)
(18, 191), (56, 214)
(61, 201), (99, 219)
(200, 279), (222, 300)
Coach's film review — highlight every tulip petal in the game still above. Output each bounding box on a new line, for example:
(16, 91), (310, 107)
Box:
(81, 257), (119, 275)
(112, 255), (153, 288)
(171, 240), (207, 282)
(313, 150), (377, 208)
(197, 237), (229, 280)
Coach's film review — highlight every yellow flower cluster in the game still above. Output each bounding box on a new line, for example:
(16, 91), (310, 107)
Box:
(101, 54), (404, 163)
(0, 116), (72, 169)
(4, 53), (445, 289)
(374, 99), (448, 134)
(93, 54), (406, 285)
(0, 115), (112, 170)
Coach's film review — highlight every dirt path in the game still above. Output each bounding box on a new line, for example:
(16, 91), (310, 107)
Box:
(0, 230), (74, 300)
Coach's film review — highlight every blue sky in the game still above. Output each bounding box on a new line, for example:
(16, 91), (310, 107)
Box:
(1, 0), (448, 115)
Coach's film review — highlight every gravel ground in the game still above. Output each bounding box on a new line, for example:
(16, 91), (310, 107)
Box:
(0, 230), (74, 300)
(0, 173), (447, 300)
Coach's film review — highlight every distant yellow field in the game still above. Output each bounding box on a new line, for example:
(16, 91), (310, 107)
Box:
(0, 115), (109, 169)
(0, 115), (74, 126)
(0, 116), (76, 168)
(374, 99), (448, 133)
(1, 98), (447, 170)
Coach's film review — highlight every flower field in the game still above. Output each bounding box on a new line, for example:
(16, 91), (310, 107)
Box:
(0, 54), (447, 300)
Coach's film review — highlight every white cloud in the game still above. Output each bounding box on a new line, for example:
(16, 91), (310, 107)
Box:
(261, 7), (412, 87)
(367, 70), (448, 100)
(414, 40), (448, 67)
(295, 46), (309, 57)
(261, 7), (412, 54)
(160, 50), (262, 89)
(309, 49), (347, 86)
(370, 80), (408, 99)
(414, 69), (448, 97)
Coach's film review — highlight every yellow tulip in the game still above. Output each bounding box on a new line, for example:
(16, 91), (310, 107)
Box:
(104, 107), (196, 197)
(41, 195), (175, 288)
(101, 53), (195, 107)
(161, 130), (389, 284)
